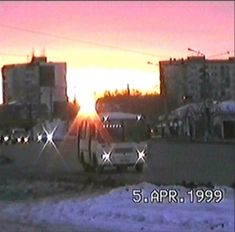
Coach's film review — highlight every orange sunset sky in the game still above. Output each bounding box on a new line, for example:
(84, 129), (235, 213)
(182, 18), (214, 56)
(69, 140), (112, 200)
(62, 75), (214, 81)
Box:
(0, 1), (234, 102)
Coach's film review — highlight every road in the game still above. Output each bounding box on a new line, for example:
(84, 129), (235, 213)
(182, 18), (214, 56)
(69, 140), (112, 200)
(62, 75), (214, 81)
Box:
(0, 138), (234, 231)
(146, 140), (235, 186)
(1, 137), (234, 186)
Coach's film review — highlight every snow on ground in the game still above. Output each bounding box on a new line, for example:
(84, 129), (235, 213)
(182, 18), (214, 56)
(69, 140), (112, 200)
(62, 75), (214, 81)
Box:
(0, 182), (234, 232)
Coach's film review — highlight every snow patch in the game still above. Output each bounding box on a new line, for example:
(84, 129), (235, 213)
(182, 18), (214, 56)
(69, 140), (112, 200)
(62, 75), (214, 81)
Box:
(1, 183), (234, 232)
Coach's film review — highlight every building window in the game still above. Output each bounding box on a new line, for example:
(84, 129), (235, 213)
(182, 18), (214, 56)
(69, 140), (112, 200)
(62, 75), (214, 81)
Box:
(221, 90), (225, 97)
(39, 66), (55, 87)
(225, 76), (230, 88)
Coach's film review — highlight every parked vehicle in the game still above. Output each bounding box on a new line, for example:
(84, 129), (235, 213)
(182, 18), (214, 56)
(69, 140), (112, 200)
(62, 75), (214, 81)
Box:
(36, 132), (47, 143)
(0, 133), (10, 145)
(10, 128), (30, 144)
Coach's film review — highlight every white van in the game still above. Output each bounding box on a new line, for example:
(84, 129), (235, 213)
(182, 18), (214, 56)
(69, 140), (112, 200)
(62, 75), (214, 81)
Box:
(77, 112), (149, 172)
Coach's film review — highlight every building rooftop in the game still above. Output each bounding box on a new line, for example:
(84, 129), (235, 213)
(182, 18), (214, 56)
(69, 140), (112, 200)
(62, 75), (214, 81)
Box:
(159, 56), (235, 65)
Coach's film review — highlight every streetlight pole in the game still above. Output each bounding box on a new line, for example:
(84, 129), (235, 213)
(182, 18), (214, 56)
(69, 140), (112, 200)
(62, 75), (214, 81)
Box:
(147, 60), (168, 137)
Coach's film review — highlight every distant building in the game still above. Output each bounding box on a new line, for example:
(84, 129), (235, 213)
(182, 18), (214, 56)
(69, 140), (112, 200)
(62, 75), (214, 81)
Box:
(1, 55), (68, 120)
(159, 56), (235, 111)
(167, 100), (235, 140)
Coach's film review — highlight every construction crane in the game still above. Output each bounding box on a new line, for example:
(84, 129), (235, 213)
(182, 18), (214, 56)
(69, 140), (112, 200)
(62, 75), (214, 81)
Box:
(147, 61), (159, 66)
(187, 48), (205, 57)
(188, 48), (234, 59)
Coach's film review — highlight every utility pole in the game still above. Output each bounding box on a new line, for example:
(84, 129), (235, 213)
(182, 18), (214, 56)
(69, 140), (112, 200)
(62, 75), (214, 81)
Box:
(49, 86), (53, 122)
(234, 88), (235, 139)
(127, 83), (130, 96)
(146, 61), (161, 106)
(147, 61), (165, 134)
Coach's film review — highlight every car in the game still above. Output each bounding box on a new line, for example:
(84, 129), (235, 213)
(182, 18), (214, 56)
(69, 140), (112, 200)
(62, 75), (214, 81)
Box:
(36, 132), (47, 143)
(0, 134), (10, 145)
(10, 128), (30, 144)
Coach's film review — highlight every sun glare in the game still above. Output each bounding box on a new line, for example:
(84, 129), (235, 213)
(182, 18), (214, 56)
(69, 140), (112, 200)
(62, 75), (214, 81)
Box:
(67, 67), (159, 103)
(77, 91), (97, 116)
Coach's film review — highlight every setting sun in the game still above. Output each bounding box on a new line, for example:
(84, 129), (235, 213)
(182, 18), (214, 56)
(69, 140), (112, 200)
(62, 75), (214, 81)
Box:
(76, 90), (97, 117)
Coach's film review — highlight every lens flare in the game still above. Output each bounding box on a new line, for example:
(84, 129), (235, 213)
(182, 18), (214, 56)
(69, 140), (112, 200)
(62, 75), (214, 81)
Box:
(102, 150), (112, 164)
(103, 115), (109, 122)
(37, 134), (42, 142)
(77, 91), (97, 117)
(135, 148), (146, 165)
(136, 114), (142, 121)
(47, 132), (54, 143)
(35, 125), (69, 169)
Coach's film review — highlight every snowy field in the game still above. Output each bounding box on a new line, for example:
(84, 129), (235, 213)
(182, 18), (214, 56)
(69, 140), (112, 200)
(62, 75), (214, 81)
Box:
(0, 182), (234, 232)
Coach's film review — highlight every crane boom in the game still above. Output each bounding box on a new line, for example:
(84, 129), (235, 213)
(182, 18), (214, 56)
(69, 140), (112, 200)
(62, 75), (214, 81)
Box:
(187, 48), (205, 56)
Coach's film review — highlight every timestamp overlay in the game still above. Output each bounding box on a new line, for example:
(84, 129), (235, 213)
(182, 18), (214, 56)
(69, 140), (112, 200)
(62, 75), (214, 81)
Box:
(132, 188), (225, 204)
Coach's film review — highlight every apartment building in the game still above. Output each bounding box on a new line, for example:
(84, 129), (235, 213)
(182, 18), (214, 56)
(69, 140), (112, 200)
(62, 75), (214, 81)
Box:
(1, 55), (68, 119)
(159, 56), (235, 111)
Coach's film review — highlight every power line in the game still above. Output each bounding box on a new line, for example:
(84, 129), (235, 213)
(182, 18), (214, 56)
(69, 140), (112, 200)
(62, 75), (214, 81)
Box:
(208, 50), (234, 58)
(0, 52), (26, 57)
(0, 23), (167, 59)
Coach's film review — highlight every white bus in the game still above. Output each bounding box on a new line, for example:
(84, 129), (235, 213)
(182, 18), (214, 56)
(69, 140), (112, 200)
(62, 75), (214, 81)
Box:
(77, 112), (150, 172)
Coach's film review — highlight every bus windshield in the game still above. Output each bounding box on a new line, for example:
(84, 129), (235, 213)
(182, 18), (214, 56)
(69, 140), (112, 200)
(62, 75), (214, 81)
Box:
(99, 119), (149, 143)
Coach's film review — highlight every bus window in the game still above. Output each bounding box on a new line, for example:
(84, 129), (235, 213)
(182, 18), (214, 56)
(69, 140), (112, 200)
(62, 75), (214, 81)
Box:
(102, 120), (124, 142)
(124, 120), (148, 142)
(99, 119), (145, 143)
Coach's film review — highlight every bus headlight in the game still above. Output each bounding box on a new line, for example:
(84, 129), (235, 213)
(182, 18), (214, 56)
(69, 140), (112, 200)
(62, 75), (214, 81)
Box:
(101, 151), (112, 164)
(136, 114), (143, 121)
(47, 133), (53, 143)
(136, 149), (147, 163)
(37, 134), (42, 142)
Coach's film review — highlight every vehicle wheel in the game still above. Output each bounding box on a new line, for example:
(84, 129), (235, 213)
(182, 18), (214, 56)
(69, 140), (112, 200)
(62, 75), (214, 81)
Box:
(80, 153), (89, 172)
(82, 161), (90, 172)
(84, 154), (98, 173)
(92, 154), (98, 169)
(77, 136), (80, 160)
(96, 166), (104, 174)
(80, 152), (85, 164)
(116, 165), (121, 172)
(135, 163), (144, 173)
(83, 163), (91, 172)
(78, 152), (81, 162)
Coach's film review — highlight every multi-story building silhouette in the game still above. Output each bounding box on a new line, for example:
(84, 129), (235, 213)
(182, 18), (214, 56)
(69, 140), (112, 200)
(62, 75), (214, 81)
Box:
(1, 55), (68, 120)
(159, 56), (235, 111)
